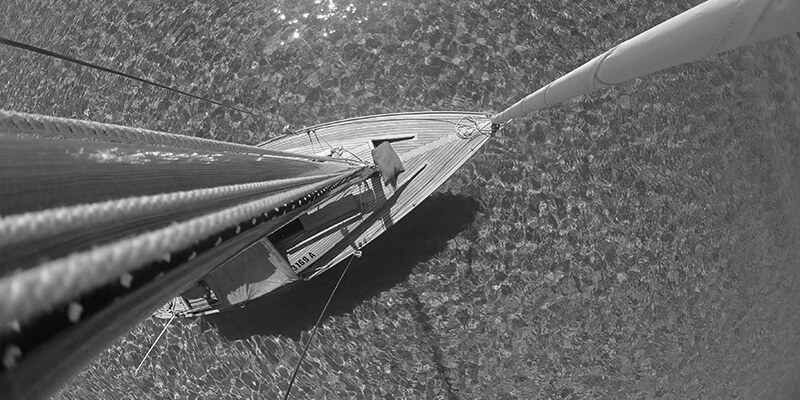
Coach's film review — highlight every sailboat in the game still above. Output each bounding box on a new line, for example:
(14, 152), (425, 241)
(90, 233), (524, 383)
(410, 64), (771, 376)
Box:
(152, 0), (800, 319)
(153, 111), (493, 318)
(1, 0), (798, 398)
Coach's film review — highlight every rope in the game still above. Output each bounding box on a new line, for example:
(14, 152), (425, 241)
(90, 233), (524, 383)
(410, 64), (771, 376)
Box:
(306, 130), (318, 154)
(0, 36), (259, 117)
(282, 253), (359, 400)
(0, 171), (361, 327)
(0, 110), (308, 159)
(0, 173), (342, 247)
(134, 314), (175, 374)
(306, 129), (364, 163)
(312, 130), (336, 153)
(454, 116), (493, 139)
(341, 147), (366, 164)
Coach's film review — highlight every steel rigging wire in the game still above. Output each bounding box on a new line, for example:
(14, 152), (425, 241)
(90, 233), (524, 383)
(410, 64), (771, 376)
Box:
(0, 36), (260, 118)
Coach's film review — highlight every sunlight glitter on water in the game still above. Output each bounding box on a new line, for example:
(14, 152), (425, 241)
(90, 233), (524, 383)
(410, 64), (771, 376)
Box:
(4, 1), (798, 399)
(269, 0), (367, 46)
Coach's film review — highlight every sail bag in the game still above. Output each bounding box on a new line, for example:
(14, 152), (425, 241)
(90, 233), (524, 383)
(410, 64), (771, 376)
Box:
(371, 141), (405, 186)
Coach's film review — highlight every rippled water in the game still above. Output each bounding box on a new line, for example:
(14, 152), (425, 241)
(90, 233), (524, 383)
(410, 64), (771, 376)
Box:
(2, 0), (800, 399)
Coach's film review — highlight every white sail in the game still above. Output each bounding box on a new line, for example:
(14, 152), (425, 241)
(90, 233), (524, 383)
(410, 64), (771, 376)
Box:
(492, 0), (800, 124)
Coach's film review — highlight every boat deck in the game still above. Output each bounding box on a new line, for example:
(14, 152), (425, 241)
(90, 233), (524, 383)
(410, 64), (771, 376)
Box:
(261, 112), (493, 278)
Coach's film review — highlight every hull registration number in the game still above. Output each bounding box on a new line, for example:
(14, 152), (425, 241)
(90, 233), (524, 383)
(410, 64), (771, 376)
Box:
(291, 251), (317, 272)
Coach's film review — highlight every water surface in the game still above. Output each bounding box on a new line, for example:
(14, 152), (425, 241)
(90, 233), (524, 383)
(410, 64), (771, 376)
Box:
(2, 0), (800, 399)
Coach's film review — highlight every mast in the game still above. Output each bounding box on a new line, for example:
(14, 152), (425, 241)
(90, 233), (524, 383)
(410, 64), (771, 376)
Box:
(492, 0), (800, 125)
(0, 110), (372, 399)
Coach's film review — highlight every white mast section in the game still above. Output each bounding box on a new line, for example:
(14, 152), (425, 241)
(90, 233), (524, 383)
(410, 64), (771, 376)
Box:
(492, 0), (800, 125)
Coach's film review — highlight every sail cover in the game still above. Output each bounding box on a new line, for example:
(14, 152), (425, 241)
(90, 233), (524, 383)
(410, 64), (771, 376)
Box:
(493, 0), (800, 124)
(204, 238), (298, 306)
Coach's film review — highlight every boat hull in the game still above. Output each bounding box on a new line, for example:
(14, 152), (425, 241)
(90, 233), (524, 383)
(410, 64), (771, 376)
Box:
(261, 111), (492, 280)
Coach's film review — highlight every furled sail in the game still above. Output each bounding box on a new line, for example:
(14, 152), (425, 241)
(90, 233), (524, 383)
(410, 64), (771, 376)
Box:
(492, 0), (800, 124)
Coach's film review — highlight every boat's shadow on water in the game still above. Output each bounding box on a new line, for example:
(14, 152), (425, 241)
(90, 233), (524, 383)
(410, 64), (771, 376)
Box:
(205, 192), (480, 341)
